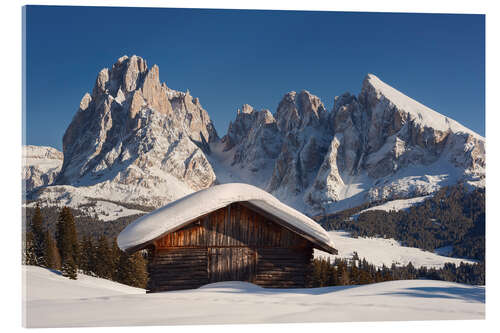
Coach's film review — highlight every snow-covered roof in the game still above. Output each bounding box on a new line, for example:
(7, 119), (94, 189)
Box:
(117, 183), (336, 254)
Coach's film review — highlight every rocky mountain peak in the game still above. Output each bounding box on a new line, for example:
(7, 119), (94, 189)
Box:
(55, 55), (218, 204)
(238, 104), (254, 115)
(223, 104), (260, 151)
(275, 90), (327, 132)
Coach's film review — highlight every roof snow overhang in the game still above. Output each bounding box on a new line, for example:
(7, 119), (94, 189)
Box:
(117, 183), (337, 255)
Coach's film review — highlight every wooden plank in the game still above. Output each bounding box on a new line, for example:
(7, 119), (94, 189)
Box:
(155, 248), (207, 254)
(151, 275), (208, 281)
(241, 204), (248, 245)
(226, 205), (231, 247)
(155, 252), (207, 258)
(216, 210), (222, 247)
(231, 204), (237, 246)
(152, 265), (208, 271)
(220, 209), (225, 247)
(236, 204), (243, 246)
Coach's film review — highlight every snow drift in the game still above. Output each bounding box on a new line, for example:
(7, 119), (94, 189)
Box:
(23, 265), (484, 327)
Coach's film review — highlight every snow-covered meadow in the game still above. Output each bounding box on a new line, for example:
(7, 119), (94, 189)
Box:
(315, 231), (476, 269)
(23, 266), (484, 327)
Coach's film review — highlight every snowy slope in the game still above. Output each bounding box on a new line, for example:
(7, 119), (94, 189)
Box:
(23, 265), (484, 327)
(23, 145), (63, 193)
(314, 231), (475, 269)
(357, 195), (431, 214)
(25, 184), (150, 222)
(23, 266), (144, 302)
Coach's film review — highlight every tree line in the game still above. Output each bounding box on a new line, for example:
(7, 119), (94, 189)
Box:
(320, 184), (485, 261)
(311, 254), (485, 287)
(23, 204), (144, 241)
(23, 205), (148, 288)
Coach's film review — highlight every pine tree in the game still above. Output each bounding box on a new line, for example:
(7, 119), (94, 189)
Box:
(359, 269), (372, 284)
(94, 236), (113, 279)
(110, 238), (121, 280)
(319, 259), (329, 286)
(56, 207), (79, 279)
(79, 236), (95, 275)
(61, 255), (77, 279)
(375, 270), (383, 283)
(44, 230), (61, 270)
(23, 231), (37, 265)
(407, 262), (417, 280)
(311, 259), (323, 287)
(130, 251), (148, 288)
(327, 262), (338, 286)
(31, 204), (46, 266)
(337, 261), (350, 285)
(115, 250), (148, 288)
(350, 262), (360, 284)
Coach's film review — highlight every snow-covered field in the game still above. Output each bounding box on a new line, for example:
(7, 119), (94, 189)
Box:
(314, 231), (476, 268)
(23, 265), (484, 327)
(356, 195), (431, 215)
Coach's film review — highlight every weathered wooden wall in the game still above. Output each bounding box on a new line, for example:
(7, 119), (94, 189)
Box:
(148, 203), (313, 292)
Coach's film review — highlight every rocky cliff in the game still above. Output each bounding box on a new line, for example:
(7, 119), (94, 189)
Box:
(215, 74), (485, 214)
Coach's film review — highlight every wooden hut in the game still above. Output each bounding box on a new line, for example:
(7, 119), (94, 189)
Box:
(117, 183), (337, 292)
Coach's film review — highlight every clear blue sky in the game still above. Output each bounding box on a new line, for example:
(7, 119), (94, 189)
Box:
(24, 6), (485, 150)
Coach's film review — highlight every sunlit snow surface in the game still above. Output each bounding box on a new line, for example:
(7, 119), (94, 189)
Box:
(356, 195), (432, 215)
(314, 231), (476, 269)
(23, 266), (484, 327)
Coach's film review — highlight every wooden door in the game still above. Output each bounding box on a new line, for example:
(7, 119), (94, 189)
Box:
(208, 247), (256, 283)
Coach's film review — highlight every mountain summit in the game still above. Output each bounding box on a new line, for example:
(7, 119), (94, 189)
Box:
(26, 57), (485, 217)
(39, 55), (219, 207)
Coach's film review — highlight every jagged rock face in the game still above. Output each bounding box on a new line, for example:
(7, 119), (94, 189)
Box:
(217, 75), (485, 214)
(309, 75), (485, 211)
(270, 91), (331, 196)
(221, 105), (282, 177)
(218, 90), (332, 202)
(23, 146), (63, 192)
(54, 55), (218, 206)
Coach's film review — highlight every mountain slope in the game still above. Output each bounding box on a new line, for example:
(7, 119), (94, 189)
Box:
(23, 145), (63, 193)
(214, 74), (485, 214)
(314, 231), (475, 269)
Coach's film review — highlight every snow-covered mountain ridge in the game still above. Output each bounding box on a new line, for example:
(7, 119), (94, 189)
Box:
(25, 55), (485, 218)
(215, 73), (484, 214)
(23, 145), (63, 193)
